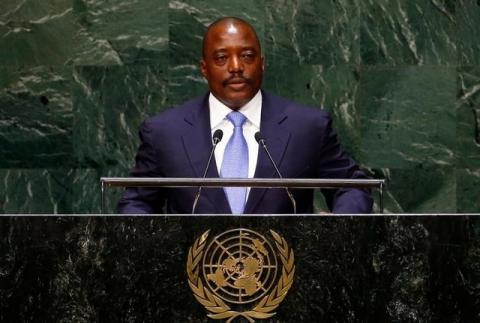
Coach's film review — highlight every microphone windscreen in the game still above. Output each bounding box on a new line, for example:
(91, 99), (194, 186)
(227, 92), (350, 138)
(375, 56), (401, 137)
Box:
(254, 131), (263, 143)
(213, 129), (223, 142)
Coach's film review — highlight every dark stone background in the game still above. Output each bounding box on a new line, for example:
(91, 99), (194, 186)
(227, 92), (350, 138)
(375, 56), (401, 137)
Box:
(1, 0), (479, 213)
(0, 215), (478, 322)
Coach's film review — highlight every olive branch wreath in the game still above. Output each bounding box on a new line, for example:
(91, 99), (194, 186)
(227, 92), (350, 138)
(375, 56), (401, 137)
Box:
(186, 229), (295, 323)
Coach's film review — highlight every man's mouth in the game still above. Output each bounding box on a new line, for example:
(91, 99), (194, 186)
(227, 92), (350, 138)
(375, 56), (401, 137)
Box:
(224, 78), (249, 90)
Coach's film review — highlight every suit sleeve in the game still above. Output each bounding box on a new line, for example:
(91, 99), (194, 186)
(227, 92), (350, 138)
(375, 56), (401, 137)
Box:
(315, 114), (373, 214)
(117, 119), (166, 214)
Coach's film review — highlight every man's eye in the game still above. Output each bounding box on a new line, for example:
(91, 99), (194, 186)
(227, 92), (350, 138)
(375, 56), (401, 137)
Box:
(241, 53), (255, 60)
(215, 56), (227, 63)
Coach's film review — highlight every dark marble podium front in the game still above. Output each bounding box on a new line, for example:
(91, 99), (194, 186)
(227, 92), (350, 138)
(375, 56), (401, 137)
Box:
(0, 214), (478, 322)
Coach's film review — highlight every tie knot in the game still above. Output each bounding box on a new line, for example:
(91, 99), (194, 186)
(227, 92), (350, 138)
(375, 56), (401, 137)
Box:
(226, 111), (247, 127)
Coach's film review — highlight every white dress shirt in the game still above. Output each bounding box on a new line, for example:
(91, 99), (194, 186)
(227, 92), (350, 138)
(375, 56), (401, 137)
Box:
(209, 91), (262, 197)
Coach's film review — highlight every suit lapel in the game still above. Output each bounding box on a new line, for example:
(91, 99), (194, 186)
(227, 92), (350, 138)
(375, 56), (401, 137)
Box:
(244, 92), (291, 213)
(181, 94), (231, 213)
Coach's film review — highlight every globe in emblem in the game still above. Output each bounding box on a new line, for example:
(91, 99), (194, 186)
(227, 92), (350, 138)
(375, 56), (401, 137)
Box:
(202, 228), (278, 304)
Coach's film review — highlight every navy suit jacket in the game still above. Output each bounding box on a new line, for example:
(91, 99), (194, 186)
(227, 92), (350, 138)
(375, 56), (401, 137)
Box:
(117, 91), (373, 214)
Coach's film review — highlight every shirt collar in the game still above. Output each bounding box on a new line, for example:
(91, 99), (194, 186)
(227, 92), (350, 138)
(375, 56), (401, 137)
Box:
(209, 90), (262, 129)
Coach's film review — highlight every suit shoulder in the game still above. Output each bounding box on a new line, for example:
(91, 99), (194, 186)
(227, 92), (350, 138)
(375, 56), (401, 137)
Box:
(264, 92), (331, 125)
(143, 94), (207, 128)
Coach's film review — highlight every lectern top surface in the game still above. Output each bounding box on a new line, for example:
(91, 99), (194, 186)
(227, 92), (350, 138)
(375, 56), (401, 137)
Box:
(2, 213), (479, 217)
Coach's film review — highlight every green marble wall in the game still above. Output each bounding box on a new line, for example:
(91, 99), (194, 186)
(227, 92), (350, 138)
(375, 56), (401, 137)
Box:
(1, 0), (479, 213)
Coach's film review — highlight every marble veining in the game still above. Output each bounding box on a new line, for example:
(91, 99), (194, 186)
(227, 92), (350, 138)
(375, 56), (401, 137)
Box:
(0, 215), (478, 322)
(0, 0), (479, 213)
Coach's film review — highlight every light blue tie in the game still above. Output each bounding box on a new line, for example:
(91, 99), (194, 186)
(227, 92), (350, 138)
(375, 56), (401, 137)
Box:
(221, 111), (248, 214)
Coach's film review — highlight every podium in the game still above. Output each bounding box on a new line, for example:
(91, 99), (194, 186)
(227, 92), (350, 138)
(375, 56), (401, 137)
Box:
(0, 177), (477, 321)
(0, 214), (478, 322)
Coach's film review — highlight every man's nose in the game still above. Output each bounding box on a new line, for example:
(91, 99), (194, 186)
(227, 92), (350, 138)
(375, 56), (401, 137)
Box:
(228, 55), (244, 73)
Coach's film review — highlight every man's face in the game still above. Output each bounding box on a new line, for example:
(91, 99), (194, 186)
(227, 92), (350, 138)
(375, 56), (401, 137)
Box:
(200, 22), (264, 110)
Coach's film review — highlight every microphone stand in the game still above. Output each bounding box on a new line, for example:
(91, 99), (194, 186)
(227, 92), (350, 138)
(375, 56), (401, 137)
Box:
(255, 132), (297, 214)
(192, 130), (223, 214)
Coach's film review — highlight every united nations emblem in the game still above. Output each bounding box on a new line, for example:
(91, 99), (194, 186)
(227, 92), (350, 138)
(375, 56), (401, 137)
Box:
(186, 228), (295, 322)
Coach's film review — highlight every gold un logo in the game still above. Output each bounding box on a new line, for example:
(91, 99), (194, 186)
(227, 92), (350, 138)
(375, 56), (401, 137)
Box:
(186, 228), (295, 322)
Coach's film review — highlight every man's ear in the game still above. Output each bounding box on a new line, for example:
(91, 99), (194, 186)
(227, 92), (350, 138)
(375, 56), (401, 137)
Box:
(261, 56), (265, 71)
(200, 59), (207, 78)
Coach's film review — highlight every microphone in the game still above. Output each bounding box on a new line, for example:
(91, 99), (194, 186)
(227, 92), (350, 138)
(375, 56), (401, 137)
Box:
(255, 132), (297, 214)
(191, 129), (223, 214)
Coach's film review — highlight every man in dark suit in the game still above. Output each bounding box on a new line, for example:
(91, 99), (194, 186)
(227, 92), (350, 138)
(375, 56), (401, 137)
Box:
(117, 17), (373, 214)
